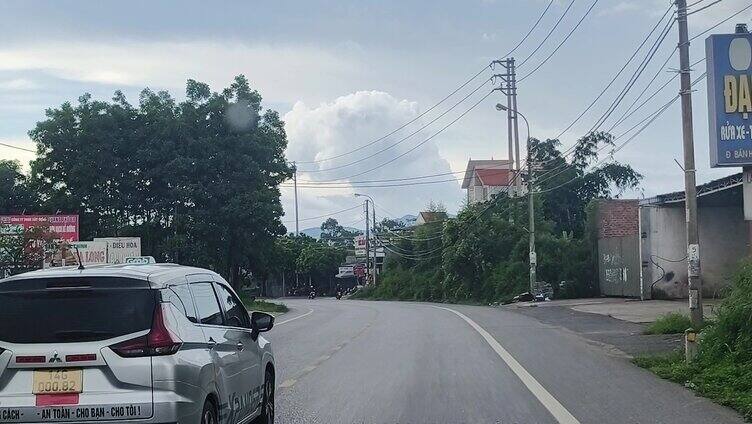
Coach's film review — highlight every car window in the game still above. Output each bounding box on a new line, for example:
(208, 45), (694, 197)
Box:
(0, 277), (155, 343)
(161, 284), (198, 323)
(214, 283), (249, 328)
(190, 282), (223, 325)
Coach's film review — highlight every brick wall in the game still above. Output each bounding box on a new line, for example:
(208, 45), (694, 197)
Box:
(597, 200), (639, 239)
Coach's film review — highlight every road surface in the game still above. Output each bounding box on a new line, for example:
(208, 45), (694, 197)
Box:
(265, 298), (742, 424)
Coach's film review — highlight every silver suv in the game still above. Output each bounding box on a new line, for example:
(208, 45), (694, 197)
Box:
(0, 263), (275, 424)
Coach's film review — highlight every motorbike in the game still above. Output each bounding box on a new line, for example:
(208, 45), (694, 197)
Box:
(308, 291), (316, 299)
(335, 290), (342, 300)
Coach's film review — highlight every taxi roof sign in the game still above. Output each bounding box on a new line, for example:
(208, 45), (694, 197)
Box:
(124, 256), (156, 265)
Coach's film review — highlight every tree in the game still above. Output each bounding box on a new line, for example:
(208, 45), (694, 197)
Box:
(27, 75), (292, 288)
(364, 131), (641, 303)
(0, 160), (37, 214)
(320, 218), (360, 249)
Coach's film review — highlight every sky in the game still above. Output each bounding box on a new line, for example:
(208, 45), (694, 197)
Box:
(1, 0), (750, 233)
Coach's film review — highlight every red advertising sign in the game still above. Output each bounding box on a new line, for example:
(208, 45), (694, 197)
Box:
(0, 215), (79, 241)
(353, 263), (366, 278)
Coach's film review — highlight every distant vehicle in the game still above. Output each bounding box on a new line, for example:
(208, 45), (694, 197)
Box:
(336, 290), (343, 300)
(0, 263), (276, 424)
(308, 290), (316, 299)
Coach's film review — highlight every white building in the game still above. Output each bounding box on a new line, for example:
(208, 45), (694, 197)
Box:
(461, 159), (515, 204)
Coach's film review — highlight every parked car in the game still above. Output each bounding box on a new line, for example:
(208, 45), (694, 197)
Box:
(0, 262), (276, 424)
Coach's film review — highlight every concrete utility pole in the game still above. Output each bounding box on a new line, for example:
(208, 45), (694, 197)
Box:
(528, 145), (536, 297)
(492, 58), (521, 195)
(371, 202), (377, 285)
(293, 161), (299, 236)
(364, 200), (371, 285)
(676, 0), (703, 330)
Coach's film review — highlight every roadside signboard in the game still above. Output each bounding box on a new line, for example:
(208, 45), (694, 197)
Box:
(0, 215), (79, 241)
(353, 263), (366, 278)
(44, 241), (107, 268)
(354, 235), (367, 257)
(94, 237), (141, 264)
(336, 266), (354, 278)
(706, 33), (752, 167)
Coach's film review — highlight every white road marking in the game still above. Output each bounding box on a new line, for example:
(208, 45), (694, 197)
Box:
(275, 308), (314, 326)
(433, 306), (581, 424)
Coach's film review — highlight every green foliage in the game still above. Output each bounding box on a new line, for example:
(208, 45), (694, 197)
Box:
(635, 262), (752, 420)
(644, 312), (692, 335)
(240, 294), (289, 314)
(22, 75), (291, 288)
(0, 160), (37, 214)
(361, 132), (634, 303)
(320, 218), (360, 249)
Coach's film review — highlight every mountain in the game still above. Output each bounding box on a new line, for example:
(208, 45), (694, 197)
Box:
(397, 214), (417, 227)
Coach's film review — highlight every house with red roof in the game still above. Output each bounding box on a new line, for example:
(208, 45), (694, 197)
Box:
(461, 159), (517, 204)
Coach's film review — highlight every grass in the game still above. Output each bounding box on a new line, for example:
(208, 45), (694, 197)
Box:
(634, 351), (752, 421)
(644, 312), (693, 335)
(239, 294), (288, 313)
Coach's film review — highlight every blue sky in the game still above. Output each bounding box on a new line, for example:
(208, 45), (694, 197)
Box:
(1, 0), (750, 232)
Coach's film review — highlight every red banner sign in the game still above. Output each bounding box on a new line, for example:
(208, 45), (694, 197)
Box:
(0, 215), (79, 241)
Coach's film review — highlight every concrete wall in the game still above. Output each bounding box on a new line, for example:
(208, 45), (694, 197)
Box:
(640, 204), (746, 299)
(596, 200), (642, 297)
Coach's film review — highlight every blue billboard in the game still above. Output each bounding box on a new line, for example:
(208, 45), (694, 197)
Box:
(706, 33), (752, 167)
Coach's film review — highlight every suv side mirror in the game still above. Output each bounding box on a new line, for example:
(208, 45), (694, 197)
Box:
(250, 311), (274, 339)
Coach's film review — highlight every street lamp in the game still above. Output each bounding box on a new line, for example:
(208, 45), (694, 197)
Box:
(354, 193), (377, 285)
(495, 103), (536, 299)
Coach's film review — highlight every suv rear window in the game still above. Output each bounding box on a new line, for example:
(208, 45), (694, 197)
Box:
(0, 277), (156, 344)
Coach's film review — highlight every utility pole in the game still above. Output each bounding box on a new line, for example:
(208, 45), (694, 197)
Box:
(493, 58), (521, 196)
(528, 145), (536, 297)
(364, 200), (370, 285)
(371, 202), (377, 285)
(510, 58), (523, 196)
(293, 161), (299, 236)
(676, 0), (703, 332)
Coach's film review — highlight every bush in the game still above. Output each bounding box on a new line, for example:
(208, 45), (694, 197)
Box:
(636, 262), (752, 420)
(644, 312), (692, 335)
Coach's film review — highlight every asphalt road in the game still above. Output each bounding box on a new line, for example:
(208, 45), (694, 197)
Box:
(265, 298), (743, 424)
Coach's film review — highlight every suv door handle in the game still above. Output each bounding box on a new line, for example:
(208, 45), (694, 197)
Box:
(207, 337), (217, 350)
(236, 341), (244, 351)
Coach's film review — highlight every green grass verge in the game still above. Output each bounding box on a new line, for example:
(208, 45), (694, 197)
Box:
(634, 351), (752, 421)
(240, 294), (289, 313)
(644, 312), (692, 335)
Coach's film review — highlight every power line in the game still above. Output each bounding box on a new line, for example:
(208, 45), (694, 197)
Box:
(0, 141), (35, 153)
(689, 1), (752, 41)
(282, 168), (516, 189)
(282, 204), (362, 223)
(518, 0), (600, 83)
(299, 78), (491, 173)
(518, 0), (577, 67)
(311, 90), (495, 182)
(548, 4), (674, 147)
(290, 0), (557, 167)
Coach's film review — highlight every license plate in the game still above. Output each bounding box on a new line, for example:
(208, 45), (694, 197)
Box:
(32, 369), (82, 394)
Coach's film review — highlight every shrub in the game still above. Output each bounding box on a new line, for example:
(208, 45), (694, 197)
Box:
(644, 312), (692, 335)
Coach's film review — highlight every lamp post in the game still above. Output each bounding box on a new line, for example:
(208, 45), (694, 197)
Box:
(354, 193), (378, 285)
(495, 103), (535, 298)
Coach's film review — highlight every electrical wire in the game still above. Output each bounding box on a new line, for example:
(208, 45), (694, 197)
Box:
(518, 0), (577, 67)
(282, 204), (362, 224)
(518, 0), (600, 83)
(0, 142), (35, 153)
(290, 0), (557, 167)
(689, 1), (752, 41)
(313, 90), (495, 182)
(546, 5), (675, 155)
(296, 78), (491, 173)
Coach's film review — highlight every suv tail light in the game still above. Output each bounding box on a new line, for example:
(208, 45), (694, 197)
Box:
(110, 304), (182, 357)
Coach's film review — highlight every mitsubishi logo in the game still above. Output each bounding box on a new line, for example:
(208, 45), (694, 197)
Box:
(48, 352), (62, 363)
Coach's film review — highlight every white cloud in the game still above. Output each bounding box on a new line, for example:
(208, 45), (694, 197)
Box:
(598, 1), (643, 17)
(0, 78), (39, 91)
(0, 40), (364, 105)
(281, 90), (461, 230)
